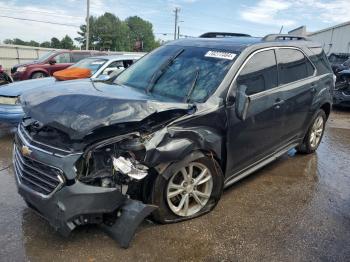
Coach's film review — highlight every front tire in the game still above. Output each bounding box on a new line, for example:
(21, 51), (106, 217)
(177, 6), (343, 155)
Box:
(31, 72), (47, 79)
(151, 155), (223, 223)
(297, 109), (326, 154)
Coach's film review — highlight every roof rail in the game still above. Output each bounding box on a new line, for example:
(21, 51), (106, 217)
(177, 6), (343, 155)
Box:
(262, 34), (310, 41)
(199, 32), (251, 38)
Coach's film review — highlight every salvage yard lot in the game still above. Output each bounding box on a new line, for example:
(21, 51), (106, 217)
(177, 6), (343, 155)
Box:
(0, 109), (349, 262)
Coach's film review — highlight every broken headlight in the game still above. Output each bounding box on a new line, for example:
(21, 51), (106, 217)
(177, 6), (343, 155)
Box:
(77, 136), (149, 191)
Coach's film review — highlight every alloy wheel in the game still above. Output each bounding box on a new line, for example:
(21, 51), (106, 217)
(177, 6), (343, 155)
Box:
(310, 115), (324, 148)
(166, 162), (213, 217)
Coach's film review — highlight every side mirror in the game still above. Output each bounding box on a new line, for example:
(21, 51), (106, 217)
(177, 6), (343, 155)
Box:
(235, 85), (250, 121)
(49, 58), (56, 65)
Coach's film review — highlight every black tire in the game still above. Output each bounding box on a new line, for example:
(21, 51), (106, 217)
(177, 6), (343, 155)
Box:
(297, 109), (326, 154)
(151, 155), (224, 224)
(31, 72), (47, 79)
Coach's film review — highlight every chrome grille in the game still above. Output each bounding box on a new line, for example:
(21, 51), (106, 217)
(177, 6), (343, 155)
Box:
(13, 145), (64, 196)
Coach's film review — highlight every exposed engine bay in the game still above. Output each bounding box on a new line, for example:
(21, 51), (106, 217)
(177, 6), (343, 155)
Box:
(76, 134), (151, 199)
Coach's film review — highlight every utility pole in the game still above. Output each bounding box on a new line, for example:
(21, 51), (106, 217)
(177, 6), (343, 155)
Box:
(86, 0), (90, 50)
(173, 7), (180, 40)
(177, 26), (180, 39)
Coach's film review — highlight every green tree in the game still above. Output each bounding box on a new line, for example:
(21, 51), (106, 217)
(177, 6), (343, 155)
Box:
(28, 40), (40, 47)
(12, 38), (26, 45)
(75, 16), (98, 49)
(40, 41), (51, 48)
(3, 39), (14, 44)
(126, 16), (157, 51)
(50, 37), (61, 48)
(75, 13), (158, 52)
(60, 35), (75, 49)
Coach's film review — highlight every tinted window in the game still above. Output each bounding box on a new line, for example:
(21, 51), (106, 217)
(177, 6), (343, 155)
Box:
(71, 52), (92, 62)
(277, 49), (314, 85)
(54, 53), (71, 63)
(236, 50), (278, 96)
(309, 47), (332, 75)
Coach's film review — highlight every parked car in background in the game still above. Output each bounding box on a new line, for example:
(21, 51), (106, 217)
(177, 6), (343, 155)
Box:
(0, 65), (13, 85)
(57, 54), (144, 81)
(0, 54), (144, 127)
(328, 53), (350, 72)
(332, 58), (350, 74)
(13, 33), (333, 248)
(333, 69), (350, 107)
(11, 50), (107, 81)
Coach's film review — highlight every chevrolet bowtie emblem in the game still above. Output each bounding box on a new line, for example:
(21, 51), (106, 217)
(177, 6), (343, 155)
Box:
(21, 145), (32, 157)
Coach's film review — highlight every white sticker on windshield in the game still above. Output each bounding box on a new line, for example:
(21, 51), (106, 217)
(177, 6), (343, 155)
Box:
(205, 51), (236, 60)
(91, 61), (105, 65)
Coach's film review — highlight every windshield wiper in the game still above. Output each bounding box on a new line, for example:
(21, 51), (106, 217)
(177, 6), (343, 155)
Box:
(184, 69), (200, 103)
(146, 48), (185, 93)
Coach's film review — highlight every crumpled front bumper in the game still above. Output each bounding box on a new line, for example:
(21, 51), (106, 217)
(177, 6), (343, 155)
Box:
(13, 129), (156, 248)
(16, 176), (126, 236)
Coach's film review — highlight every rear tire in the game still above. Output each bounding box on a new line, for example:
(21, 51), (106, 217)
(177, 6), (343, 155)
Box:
(31, 72), (47, 79)
(297, 109), (326, 154)
(151, 156), (223, 224)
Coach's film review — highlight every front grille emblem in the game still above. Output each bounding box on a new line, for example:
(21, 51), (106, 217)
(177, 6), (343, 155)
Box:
(21, 145), (32, 157)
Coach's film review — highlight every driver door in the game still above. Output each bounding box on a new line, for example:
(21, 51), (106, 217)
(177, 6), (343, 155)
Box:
(225, 49), (286, 177)
(48, 52), (72, 75)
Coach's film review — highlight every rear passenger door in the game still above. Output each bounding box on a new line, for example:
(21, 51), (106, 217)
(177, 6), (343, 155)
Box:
(226, 49), (286, 176)
(275, 48), (316, 141)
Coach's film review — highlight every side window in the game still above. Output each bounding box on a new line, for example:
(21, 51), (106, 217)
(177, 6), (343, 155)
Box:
(276, 49), (315, 85)
(123, 60), (134, 68)
(236, 50), (278, 96)
(71, 53), (91, 63)
(309, 47), (332, 75)
(54, 53), (71, 63)
(102, 61), (124, 75)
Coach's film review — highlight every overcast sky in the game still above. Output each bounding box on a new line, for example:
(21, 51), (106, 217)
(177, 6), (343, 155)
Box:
(0, 0), (349, 44)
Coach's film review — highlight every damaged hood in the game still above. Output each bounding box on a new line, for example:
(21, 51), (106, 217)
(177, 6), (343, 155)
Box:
(20, 80), (192, 139)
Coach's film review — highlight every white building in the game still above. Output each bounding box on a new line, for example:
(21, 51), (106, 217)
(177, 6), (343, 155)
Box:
(289, 21), (350, 55)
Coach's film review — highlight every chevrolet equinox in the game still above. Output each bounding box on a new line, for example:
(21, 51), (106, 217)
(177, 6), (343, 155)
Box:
(13, 33), (334, 248)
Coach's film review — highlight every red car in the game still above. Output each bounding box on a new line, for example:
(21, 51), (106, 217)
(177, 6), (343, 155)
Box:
(11, 50), (107, 81)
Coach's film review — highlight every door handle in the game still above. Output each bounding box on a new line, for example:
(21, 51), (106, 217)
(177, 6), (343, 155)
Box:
(273, 99), (285, 109)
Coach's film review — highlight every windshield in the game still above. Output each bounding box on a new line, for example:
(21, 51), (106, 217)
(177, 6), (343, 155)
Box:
(115, 45), (237, 102)
(69, 58), (108, 74)
(37, 51), (56, 62)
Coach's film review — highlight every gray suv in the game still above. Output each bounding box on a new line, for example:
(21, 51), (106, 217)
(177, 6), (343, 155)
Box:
(14, 33), (334, 248)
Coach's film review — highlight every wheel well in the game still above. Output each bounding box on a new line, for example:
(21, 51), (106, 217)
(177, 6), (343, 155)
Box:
(31, 71), (47, 78)
(320, 103), (331, 119)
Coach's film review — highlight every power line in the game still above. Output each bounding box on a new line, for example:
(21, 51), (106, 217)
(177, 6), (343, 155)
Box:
(0, 15), (80, 27)
(0, 7), (84, 19)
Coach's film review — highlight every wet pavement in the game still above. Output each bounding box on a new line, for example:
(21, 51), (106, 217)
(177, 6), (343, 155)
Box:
(0, 110), (349, 262)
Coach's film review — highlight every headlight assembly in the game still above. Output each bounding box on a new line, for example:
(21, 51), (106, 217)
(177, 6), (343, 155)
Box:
(16, 66), (27, 72)
(0, 96), (19, 105)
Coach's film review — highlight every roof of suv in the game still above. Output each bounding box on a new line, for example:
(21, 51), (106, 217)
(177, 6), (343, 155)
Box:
(167, 35), (321, 52)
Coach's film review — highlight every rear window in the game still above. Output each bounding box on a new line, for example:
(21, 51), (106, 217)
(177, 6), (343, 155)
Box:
(276, 49), (315, 85)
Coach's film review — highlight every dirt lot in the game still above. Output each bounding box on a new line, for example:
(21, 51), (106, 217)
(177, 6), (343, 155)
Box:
(0, 110), (349, 262)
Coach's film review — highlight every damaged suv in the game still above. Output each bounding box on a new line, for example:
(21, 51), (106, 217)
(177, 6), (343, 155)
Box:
(13, 33), (333, 248)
